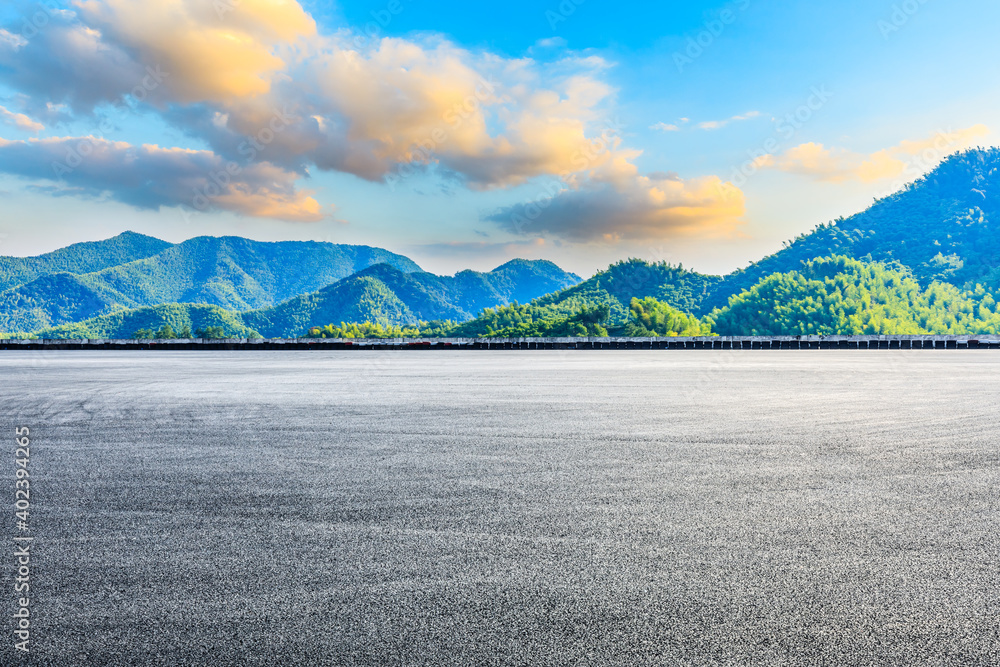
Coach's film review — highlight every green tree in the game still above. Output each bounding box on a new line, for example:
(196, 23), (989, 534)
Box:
(155, 324), (176, 339)
(711, 255), (997, 336)
(195, 326), (227, 339)
(623, 297), (713, 337)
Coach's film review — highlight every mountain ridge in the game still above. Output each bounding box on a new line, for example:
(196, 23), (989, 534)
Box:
(13, 147), (1000, 338)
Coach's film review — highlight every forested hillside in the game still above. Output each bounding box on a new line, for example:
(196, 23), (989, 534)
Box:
(309, 255), (1000, 339)
(438, 297), (710, 338)
(711, 256), (998, 335)
(243, 261), (581, 338)
(57, 236), (423, 312)
(34, 304), (261, 339)
(0, 235), (424, 330)
(529, 259), (722, 321)
(702, 148), (1000, 311)
(23, 258), (581, 339)
(0, 231), (172, 293)
(0, 273), (126, 332)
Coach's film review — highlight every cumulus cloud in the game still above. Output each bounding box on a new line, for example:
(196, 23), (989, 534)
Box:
(0, 16), (145, 114)
(0, 136), (323, 221)
(487, 154), (745, 243)
(5, 1), (620, 190)
(0, 105), (43, 132)
(75, 0), (316, 104)
(650, 122), (680, 132)
(757, 125), (991, 182)
(0, 0), (741, 239)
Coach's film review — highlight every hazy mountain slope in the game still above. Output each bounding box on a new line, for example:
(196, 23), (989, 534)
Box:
(243, 260), (582, 337)
(702, 147), (1000, 311)
(0, 231), (173, 293)
(459, 259), (582, 311)
(0, 235), (426, 331)
(35, 304), (260, 339)
(242, 273), (447, 338)
(80, 236), (424, 312)
(11, 253), (581, 338)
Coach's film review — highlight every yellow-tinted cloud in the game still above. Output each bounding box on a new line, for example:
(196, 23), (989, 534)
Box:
(759, 125), (991, 183)
(54, 0), (626, 191)
(0, 106), (43, 132)
(488, 154), (746, 243)
(1, 0), (736, 240)
(75, 0), (316, 103)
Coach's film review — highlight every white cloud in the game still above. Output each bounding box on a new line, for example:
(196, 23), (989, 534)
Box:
(534, 37), (567, 49)
(697, 110), (761, 130)
(0, 28), (26, 50)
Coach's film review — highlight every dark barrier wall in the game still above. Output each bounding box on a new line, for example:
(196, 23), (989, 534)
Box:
(1, 336), (998, 351)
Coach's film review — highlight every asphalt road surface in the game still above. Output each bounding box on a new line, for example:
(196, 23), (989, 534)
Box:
(1, 350), (998, 666)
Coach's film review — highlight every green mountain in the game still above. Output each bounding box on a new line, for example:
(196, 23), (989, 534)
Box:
(527, 259), (721, 323)
(320, 259), (717, 338)
(28, 258), (581, 339)
(67, 235), (423, 311)
(243, 261), (582, 338)
(700, 147), (1000, 312)
(12, 148), (1000, 339)
(0, 273), (127, 332)
(0, 231), (172, 293)
(35, 304), (261, 340)
(711, 255), (997, 336)
(0, 234), (424, 332)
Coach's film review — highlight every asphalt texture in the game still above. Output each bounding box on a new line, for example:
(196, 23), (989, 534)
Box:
(1, 350), (999, 666)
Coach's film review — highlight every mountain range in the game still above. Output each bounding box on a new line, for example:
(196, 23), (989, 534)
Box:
(2, 235), (581, 338)
(0, 235), (425, 332)
(4, 147), (1000, 339)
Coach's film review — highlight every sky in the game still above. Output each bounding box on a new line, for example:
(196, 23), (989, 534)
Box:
(0, 0), (996, 278)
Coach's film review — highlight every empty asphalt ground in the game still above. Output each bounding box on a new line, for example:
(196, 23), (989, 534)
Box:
(1, 351), (999, 666)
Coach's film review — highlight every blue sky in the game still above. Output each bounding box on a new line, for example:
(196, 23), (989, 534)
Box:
(0, 0), (996, 277)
